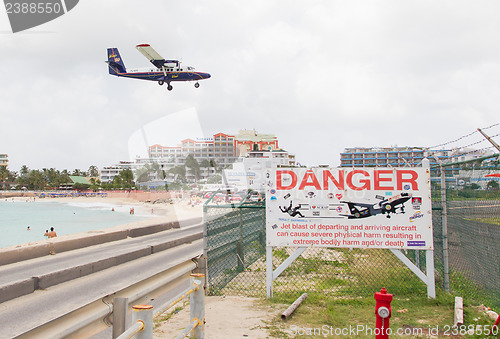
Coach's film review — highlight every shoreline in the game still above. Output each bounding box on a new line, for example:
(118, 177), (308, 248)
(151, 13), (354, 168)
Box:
(0, 196), (204, 252)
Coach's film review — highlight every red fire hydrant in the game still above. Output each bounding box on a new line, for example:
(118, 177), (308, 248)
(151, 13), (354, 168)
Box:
(374, 287), (393, 338)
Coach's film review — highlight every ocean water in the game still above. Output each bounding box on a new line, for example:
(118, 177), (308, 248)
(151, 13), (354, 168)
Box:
(0, 199), (151, 249)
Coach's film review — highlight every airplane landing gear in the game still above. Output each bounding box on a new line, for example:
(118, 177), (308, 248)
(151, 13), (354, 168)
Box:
(167, 84), (173, 91)
(158, 80), (164, 86)
(194, 82), (200, 88)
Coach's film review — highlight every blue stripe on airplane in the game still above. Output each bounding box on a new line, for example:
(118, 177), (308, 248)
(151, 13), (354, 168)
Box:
(118, 72), (209, 81)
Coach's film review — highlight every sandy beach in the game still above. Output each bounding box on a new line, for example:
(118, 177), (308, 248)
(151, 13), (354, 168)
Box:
(1, 194), (204, 251)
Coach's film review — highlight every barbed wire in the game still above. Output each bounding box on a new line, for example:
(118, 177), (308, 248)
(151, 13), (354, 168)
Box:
(481, 122), (500, 131)
(428, 130), (479, 150)
(428, 123), (500, 152)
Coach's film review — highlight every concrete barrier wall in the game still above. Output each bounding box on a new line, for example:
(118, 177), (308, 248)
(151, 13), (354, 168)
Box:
(0, 244), (52, 267)
(0, 217), (202, 267)
(53, 230), (129, 254)
(0, 278), (36, 304)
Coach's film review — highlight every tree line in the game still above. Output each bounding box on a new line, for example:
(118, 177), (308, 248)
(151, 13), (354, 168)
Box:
(0, 155), (223, 191)
(134, 155), (222, 190)
(0, 165), (135, 191)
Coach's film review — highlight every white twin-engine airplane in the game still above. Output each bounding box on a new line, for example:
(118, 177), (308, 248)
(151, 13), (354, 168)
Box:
(106, 44), (211, 91)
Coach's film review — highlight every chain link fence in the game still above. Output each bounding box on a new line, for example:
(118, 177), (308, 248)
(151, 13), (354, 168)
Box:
(431, 162), (500, 310)
(204, 171), (499, 311)
(203, 198), (266, 296)
(204, 197), (429, 300)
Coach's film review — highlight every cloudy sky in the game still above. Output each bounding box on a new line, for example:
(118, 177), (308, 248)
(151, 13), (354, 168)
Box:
(1, 0), (500, 172)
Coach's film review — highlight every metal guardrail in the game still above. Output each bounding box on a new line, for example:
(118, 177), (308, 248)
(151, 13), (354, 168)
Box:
(11, 257), (200, 338)
(115, 273), (206, 339)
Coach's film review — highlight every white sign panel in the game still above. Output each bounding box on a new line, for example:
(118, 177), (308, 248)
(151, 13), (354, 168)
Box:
(266, 167), (433, 250)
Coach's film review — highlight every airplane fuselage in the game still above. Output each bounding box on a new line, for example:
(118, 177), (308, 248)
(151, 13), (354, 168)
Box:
(110, 66), (211, 83)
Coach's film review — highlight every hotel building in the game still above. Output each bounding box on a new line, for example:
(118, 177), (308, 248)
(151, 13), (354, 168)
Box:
(340, 147), (447, 167)
(100, 130), (285, 185)
(0, 154), (7, 168)
(340, 146), (494, 168)
(149, 130), (280, 167)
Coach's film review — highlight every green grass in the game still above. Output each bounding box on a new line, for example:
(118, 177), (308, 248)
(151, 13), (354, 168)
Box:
(209, 244), (499, 337)
(464, 217), (500, 226)
(264, 292), (498, 338)
(153, 304), (185, 329)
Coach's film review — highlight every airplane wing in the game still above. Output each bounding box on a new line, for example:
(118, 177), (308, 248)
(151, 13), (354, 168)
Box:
(136, 44), (178, 68)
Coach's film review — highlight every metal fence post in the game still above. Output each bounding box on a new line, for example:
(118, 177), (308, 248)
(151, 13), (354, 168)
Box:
(237, 209), (245, 272)
(266, 246), (273, 298)
(113, 297), (129, 339)
(190, 273), (205, 339)
(440, 165), (450, 292)
(132, 305), (153, 339)
(201, 218), (209, 295)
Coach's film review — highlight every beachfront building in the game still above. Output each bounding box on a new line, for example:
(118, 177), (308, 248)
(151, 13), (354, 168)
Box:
(340, 146), (456, 180)
(447, 147), (495, 165)
(0, 154), (7, 168)
(340, 146), (497, 188)
(224, 149), (297, 191)
(100, 166), (122, 183)
(99, 130), (288, 186)
(340, 146), (494, 168)
(234, 129), (279, 156)
(340, 147), (437, 168)
(149, 133), (237, 168)
(146, 130), (282, 183)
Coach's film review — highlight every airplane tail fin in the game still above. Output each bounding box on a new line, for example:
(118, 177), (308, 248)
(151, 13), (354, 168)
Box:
(106, 48), (126, 75)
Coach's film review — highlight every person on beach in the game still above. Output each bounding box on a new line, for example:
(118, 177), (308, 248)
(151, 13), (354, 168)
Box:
(44, 230), (49, 238)
(27, 226), (30, 230)
(47, 227), (57, 238)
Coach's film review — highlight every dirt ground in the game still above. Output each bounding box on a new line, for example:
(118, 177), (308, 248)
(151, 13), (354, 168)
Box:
(153, 296), (283, 339)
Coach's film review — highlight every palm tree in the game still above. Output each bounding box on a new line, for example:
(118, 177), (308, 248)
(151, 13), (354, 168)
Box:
(20, 165), (29, 177)
(200, 159), (210, 168)
(168, 165), (186, 183)
(119, 169), (134, 189)
(29, 170), (47, 190)
(185, 154), (200, 181)
(135, 166), (150, 183)
(0, 166), (10, 189)
(88, 165), (99, 178)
